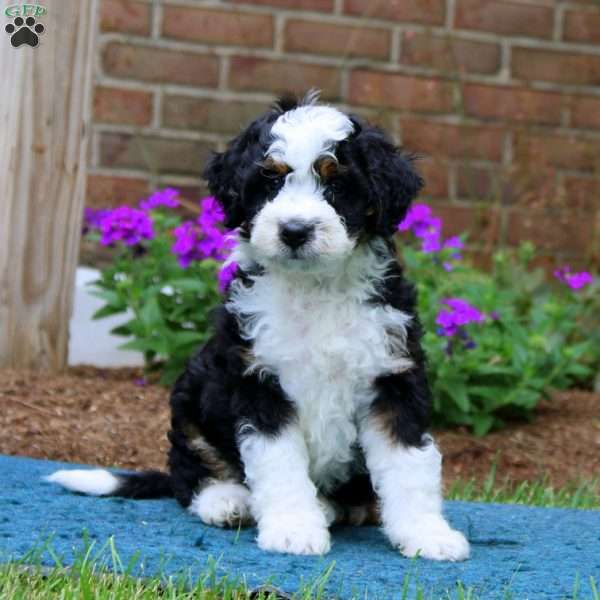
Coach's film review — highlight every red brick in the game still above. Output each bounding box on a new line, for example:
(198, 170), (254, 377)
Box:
(349, 70), (453, 114)
(102, 43), (219, 87)
(344, 0), (445, 26)
(99, 133), (215, 175)
(417, 158), (449, 199)
(86, 174), (150, 209)
(401, 32), (500, 75)
(456, 165), (496, 200)
(512, 47), (600, 86)
(163, 96), (267, 134)
(563, 175), (600, 211)
(570, 95), (600, 129)
(462, 84), (564, 125)
(163, 7), (273, 48)
(401, 120), (504, 162)
(514, 132), (600, 172)
(500, 161), (559, 206)
(100, 0), (150, 36)
(231, 0), (334, 11)
(229, 57), (341, 99)
(93, 86), (153, 126)
(506, 208), (593, 255)
(284, 20), (390, 60)
(564, 9), (600, 44)
(455, 0), (553, 39)
(431, 203), (501, 241)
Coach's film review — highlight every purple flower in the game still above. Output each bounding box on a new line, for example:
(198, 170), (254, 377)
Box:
(443, 236), (464, 251)
(99, 206), (154, 247)
(139, 188), (180, 211)
(443, 236), (464, 260)
(84, 207), (109, 229)
(199, 196), (225, 228)
(398, 205), (443, 253)
(436, 298), (485, 338)
(398, 204), (434, 232)
(171, 218), (234, 268)
(218, 261), (238, 293)
(554, 266), (593, 291)
(398, 204), (465, 262)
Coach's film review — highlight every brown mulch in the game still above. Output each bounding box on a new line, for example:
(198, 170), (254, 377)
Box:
(1, 367), (599, 488)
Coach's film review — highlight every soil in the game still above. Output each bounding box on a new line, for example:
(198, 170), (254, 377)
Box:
(1, 367), (598, 488)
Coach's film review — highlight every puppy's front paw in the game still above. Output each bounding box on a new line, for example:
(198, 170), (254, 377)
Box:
(389, 516), (470, 562)
(258, 514), (331, 555)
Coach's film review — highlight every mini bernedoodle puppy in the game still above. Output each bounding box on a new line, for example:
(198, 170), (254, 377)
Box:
(48, 93), (470, 561)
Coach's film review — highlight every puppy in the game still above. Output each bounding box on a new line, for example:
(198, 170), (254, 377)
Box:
(48, 93), (469, 561)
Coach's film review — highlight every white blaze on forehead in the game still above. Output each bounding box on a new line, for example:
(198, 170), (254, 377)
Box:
(267, 105), (354, 173)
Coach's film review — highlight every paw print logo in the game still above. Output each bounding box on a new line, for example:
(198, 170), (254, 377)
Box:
(5, 16), (45, 48)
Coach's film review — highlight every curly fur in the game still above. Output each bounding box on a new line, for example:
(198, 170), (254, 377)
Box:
(47, 93), (469, 561)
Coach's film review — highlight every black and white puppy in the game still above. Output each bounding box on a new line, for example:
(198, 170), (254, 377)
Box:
(48, 94), (469, 561)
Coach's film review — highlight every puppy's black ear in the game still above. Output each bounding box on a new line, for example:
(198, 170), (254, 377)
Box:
(203, 112), (275, 229)
(348, 117), (424, 237)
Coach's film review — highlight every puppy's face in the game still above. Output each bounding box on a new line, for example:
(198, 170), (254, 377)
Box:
(204, 97), (424, 272)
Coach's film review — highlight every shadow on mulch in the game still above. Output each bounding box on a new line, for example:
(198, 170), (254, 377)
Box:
(1, 366), (598, 488)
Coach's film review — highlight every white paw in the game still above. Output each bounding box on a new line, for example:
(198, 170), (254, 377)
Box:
(189, 482), (252, 528)
(389, 516), (470, 562)
(258, 514), (331, 555)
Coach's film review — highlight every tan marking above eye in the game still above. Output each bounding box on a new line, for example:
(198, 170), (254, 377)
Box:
(316, 157), (339, 179)
(315, 157), (348, 180)
(262, 157), (291, 177)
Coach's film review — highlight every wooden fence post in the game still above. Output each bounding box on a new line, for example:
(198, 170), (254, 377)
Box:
(0, 0), (98, 370)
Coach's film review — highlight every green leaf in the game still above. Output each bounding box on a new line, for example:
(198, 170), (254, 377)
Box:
(168, 278), (208, 294)
(472, 414), (495, 436)
(139, 296), (163, 328)
(92, 304), (127, 320)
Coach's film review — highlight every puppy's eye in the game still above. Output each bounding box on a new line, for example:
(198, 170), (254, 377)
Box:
(261, 171), (285, 189)
(328, 179), (343, 194)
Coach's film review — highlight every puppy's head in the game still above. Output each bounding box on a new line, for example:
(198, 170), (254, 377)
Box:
(204, 93), (423, 272)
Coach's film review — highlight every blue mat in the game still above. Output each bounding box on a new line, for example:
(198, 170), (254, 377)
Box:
(1, 455), (598, 599)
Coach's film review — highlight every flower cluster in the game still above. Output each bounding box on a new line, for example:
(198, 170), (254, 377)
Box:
(436, 298), (486, 337)
(99, 206), (154, 247)
(436, 298), (486, 354)
(139, 187), (180, 211)
(398, 204), (464, 270)
(83, 208), (110, 234)
(554, 266), (593, 291)
(171, 197), (236, 269)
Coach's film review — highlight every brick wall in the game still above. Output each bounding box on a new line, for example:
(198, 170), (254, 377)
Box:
(89, 0), (600, 269)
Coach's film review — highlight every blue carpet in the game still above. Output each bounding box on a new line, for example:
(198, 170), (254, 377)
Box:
(0, 455), (598, 599)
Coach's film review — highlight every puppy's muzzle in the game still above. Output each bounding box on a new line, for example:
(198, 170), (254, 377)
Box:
(279, 220), (315, 250)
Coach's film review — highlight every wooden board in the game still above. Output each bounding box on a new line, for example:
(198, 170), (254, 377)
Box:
(0, 0), (98, 370)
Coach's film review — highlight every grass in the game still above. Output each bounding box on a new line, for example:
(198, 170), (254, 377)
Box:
(1, 557), (598, 600)
(447, 463), (600, 509)
(1, 475), (599, 600)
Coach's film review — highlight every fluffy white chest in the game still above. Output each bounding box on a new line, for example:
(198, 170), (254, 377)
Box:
(228, 256), (412, 491)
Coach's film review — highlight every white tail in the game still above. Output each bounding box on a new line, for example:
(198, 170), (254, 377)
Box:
(45, 469), (120, 496)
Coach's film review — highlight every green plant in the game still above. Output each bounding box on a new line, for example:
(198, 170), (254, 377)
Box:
(85, 191), (232, 384)
(400, 207), (598, 434)
(87, 193), (598, 432)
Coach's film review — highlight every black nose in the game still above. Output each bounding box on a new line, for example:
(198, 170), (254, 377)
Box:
(279, 221), (315, 250)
